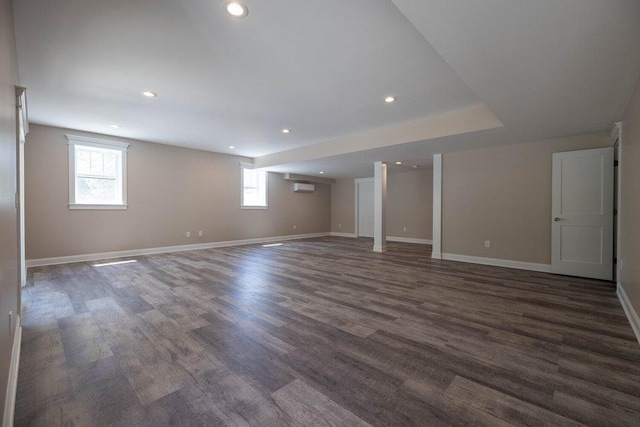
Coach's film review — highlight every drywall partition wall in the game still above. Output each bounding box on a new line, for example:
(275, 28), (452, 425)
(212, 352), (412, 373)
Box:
(441, 132), (610, 265)
(619, 75), (640, 333)
(24, 125), (331, 260)
(330, 169), (433, 241)
(0, 0), (20, 421)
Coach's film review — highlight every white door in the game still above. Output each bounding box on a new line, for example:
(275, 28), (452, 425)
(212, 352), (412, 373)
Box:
(551, 147), (614, 280)
(357, 181), (374, 237)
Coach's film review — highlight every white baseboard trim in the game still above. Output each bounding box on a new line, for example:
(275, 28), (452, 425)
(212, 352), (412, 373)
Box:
(330, 232), (358, 238)
(329, 233), (432, 245)
(386, 236), (433, 245)
(27, 232), (330, 267)
(441, 253), (551, 273)
(3, 317), (21, 427)
(617, 283), (640, 345)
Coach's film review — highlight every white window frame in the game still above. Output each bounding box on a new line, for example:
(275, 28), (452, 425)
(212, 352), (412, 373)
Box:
(67, 134), (129, 210)
(240, 162), (268, 209)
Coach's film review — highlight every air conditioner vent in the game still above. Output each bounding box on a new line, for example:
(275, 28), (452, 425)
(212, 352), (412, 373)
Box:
(293, 183), (315, 193)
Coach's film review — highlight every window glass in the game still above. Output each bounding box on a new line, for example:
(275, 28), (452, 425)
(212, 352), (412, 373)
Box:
(75, 145), (122, 205)
(242, 167), (267, 208)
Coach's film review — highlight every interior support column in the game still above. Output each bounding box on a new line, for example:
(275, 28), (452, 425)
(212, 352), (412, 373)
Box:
(373, 161), (387, 253)
(432, 153), (442, 259)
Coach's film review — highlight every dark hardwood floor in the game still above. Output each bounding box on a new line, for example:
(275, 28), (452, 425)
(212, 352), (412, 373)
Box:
(15, 237), (640, 426)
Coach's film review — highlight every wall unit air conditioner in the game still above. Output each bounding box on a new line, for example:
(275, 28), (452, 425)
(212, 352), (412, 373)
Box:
(293, 183), (315, 193)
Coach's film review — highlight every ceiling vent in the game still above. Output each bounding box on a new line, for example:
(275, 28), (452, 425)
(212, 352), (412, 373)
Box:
(293, 183), (315, 193)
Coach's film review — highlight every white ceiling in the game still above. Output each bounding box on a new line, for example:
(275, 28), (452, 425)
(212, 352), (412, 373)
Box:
(14, 0), (640, 178)
(14, 0), (479, 157)
(391, 0), (640, 140)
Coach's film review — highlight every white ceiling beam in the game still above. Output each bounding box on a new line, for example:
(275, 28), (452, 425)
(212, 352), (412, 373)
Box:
(254, 105), (502, 169)
(282, 173), (336, 184)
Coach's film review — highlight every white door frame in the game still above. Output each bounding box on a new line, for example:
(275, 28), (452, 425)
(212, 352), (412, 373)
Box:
(610, 122), (622, 279)
(16, 87), (28, 290)
(354, 177), (374, 237)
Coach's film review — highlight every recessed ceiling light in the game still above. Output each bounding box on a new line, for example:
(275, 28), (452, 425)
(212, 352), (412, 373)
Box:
(395, 161), (402, 165)
(109, 124), (121, 129)
(282, 129), (291, 134)
(224, 1), (248, 18)
(384, 96), (396, 103)
(413, 165), (419, 169)
(229, 146), (236, 149)
(319, 171), (324, 174)
(142, 91), (157, 97)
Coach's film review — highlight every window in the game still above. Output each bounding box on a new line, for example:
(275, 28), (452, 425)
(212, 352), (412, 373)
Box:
(241, 163), (268, 209)
(67, 135), (129, 209)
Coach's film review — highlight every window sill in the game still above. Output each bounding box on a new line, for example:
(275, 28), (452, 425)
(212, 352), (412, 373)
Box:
(69, 204), (128, 210)
(241, 205), (268, 210)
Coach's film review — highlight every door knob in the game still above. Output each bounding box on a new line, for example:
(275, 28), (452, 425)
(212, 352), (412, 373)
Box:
(554, 217), (564, 222)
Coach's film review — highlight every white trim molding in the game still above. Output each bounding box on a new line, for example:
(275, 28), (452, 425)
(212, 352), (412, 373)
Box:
(27, 233), (330, 267)
(16, 87), (28, 288)
(617, 283), (640, 344)
(612, 123), (623, 281)
(329, 233), (431, 245)
(67, 134), (129, 210)
(386, 236), (432, 245)
(3, 316), (21, 427)
(442, 253), (551, 273)
(432, 154), (442, 259)
(609, 121), (622, 145)
(66, 134), (130, 150)
(69, 203), (129, 210)
(330, 232), (358, 238)
(16, 87), (28, 140)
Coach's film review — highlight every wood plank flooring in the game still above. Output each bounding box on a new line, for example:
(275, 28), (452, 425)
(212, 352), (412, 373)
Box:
(15, 237), (640, 426)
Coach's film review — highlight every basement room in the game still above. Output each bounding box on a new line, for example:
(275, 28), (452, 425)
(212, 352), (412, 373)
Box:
(1, 1), (640, 425)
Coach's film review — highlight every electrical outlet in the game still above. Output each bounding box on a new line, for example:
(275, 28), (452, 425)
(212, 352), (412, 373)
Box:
(198, 231), (203, 237)
(186, 232), (191, 238)
(338, 223), (342, 229)
(403, 226), (407, 233)
(484, 240), (491, 248)
(293, 225), (297, 230)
